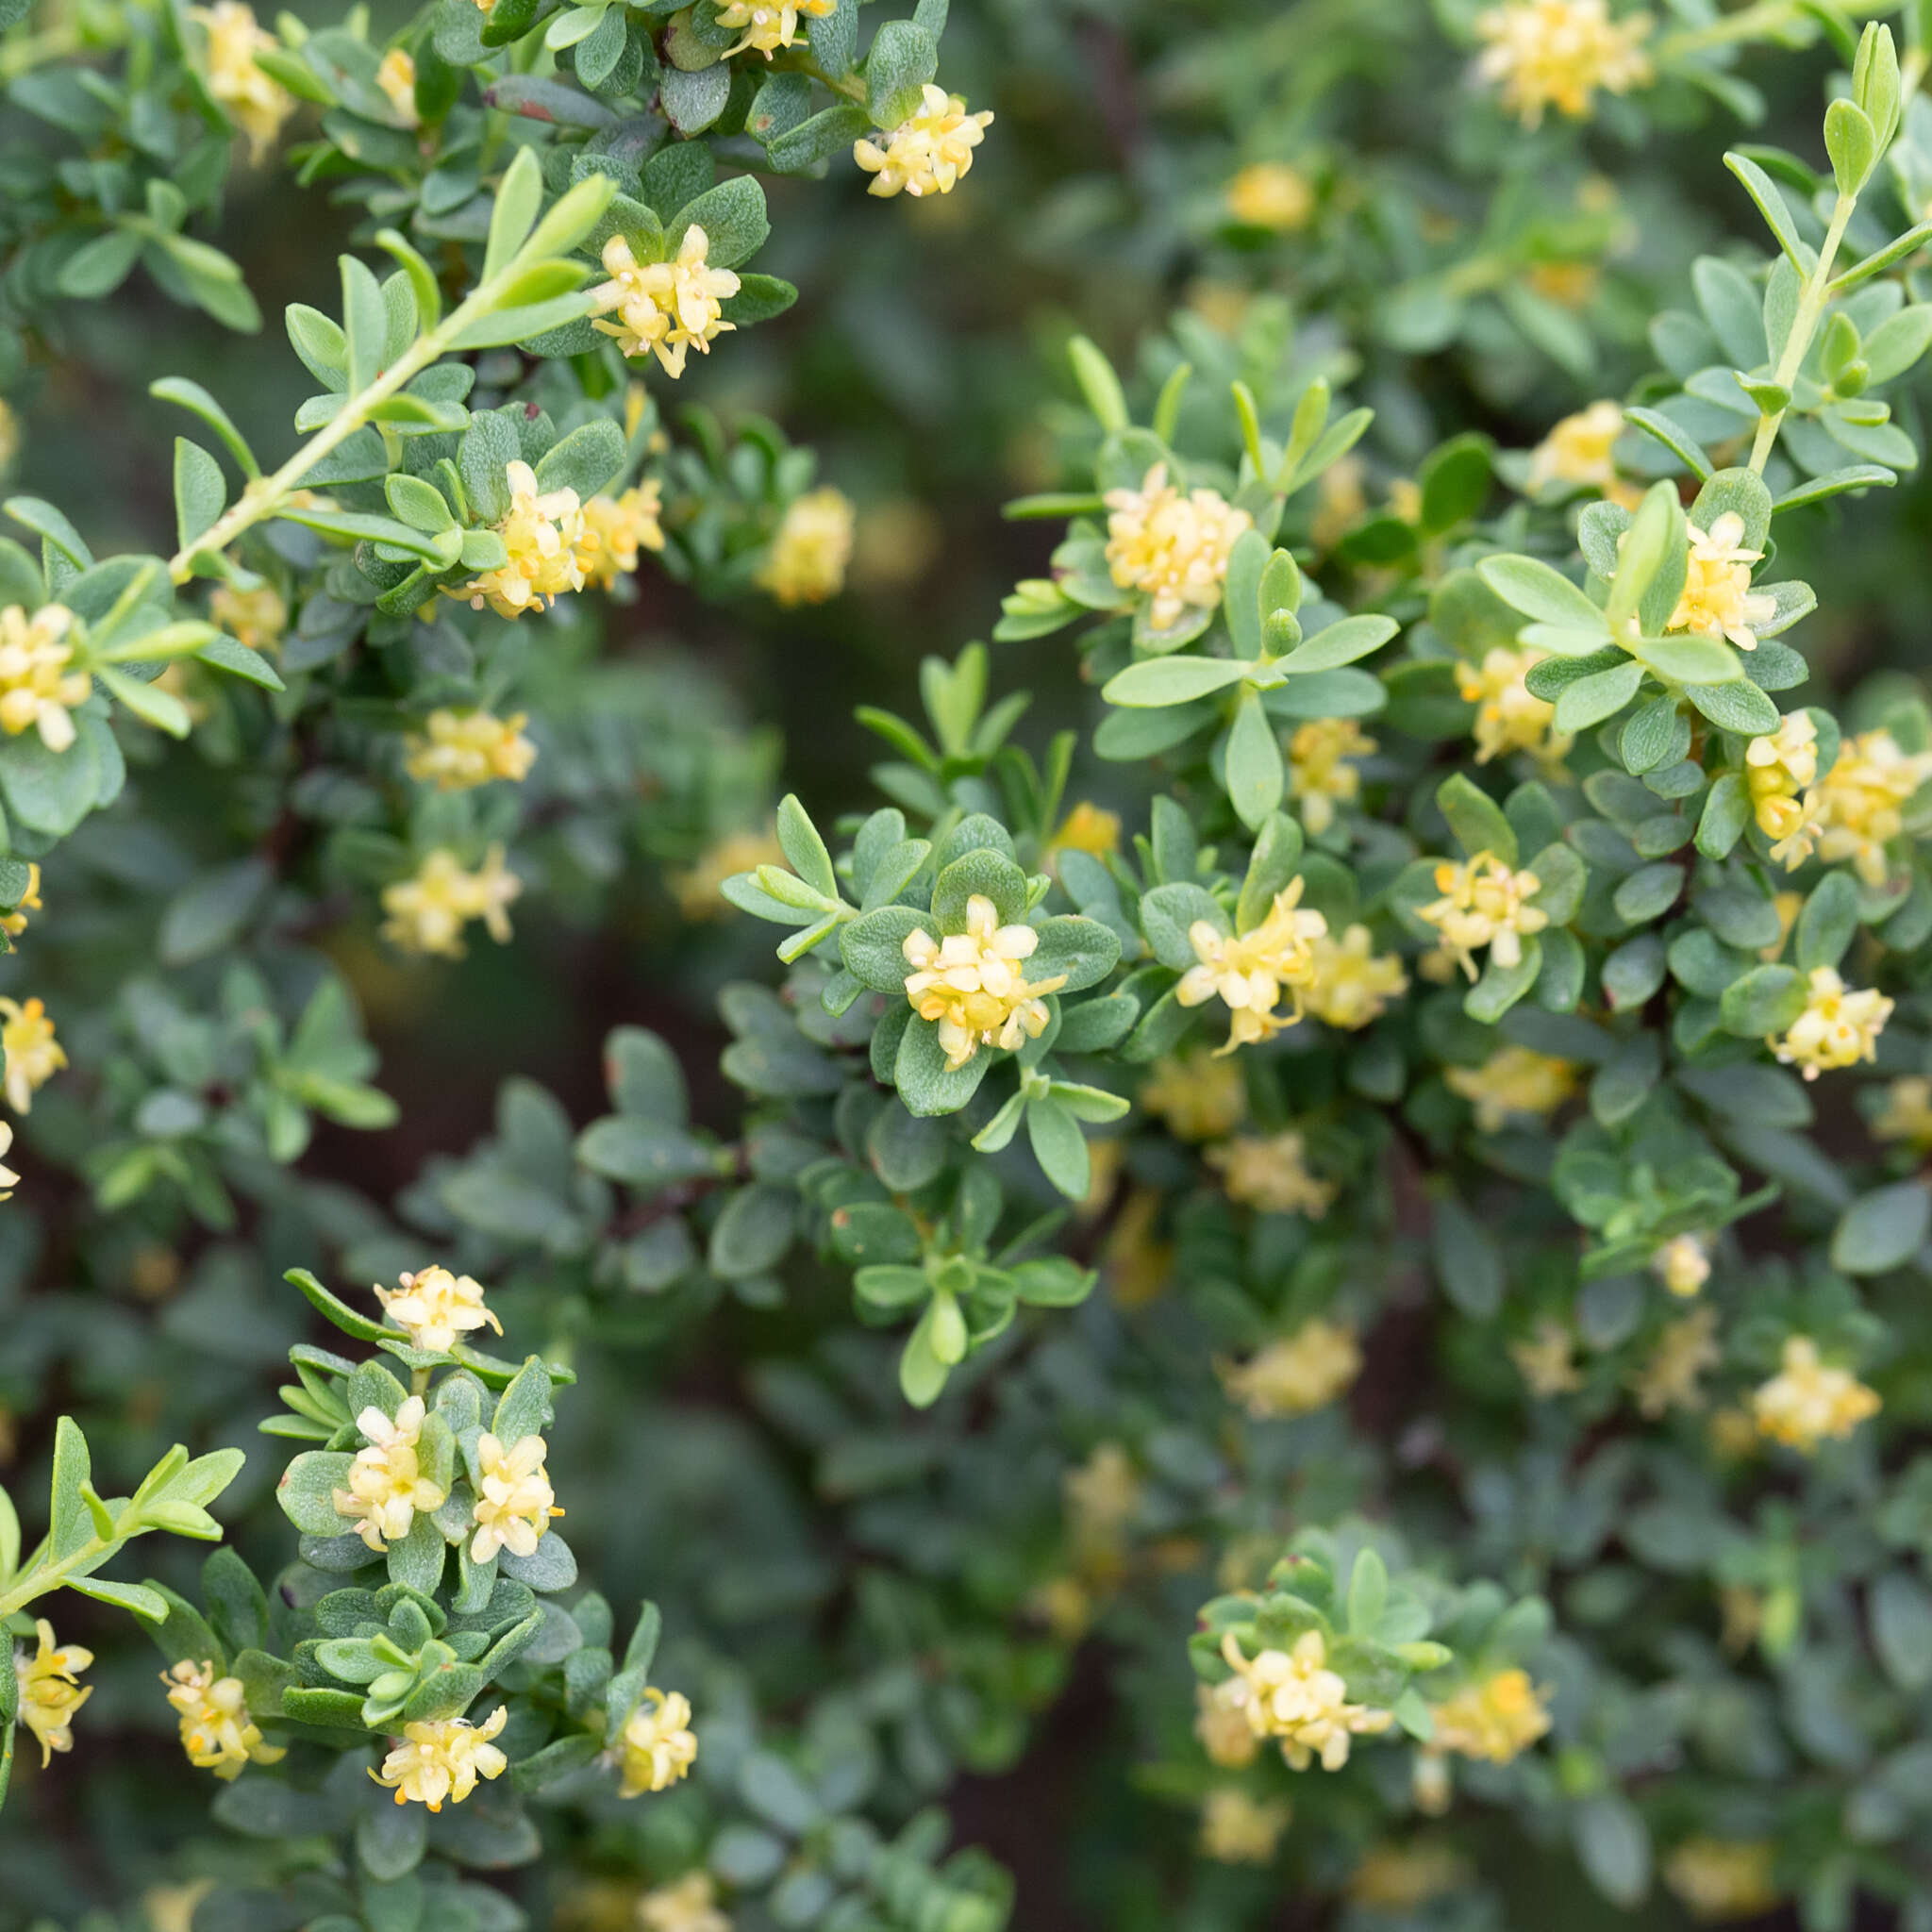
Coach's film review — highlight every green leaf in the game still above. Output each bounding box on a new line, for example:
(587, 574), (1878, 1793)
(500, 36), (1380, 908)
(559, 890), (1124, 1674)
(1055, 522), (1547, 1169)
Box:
(1477, 555), (1608, 632)
(1224, 689), (1283, 830)
(1724, 150), (1807, 266)
(173, 440), (225, 556)
(152, 378), (260, 478)
(1436, 772), (1517, 866)
(98, 666), (192, 738)
(1102, 656), (1250, 708)
(340, 254), (386, 394)
(1830, 1182), (1929, 1274)
(775, 794), (838, 900)
(1795, 868), (1859, 971)
(894, 1014), (991, 1116)
(483, 147), (544, 282)
(1719, 964), (1808, 1038)
(1552, 659), (1644, 734)
(1026, 1095), (1091, 1200)
(1685, 678), (1781, 736)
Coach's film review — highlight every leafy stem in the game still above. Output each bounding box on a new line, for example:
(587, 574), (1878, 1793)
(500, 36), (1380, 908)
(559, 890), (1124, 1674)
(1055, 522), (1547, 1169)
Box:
(1748, 191), (1857, 474)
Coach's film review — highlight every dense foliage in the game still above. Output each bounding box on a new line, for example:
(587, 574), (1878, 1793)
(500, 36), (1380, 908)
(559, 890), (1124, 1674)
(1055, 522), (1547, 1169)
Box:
(7, 0), (1932, 1928)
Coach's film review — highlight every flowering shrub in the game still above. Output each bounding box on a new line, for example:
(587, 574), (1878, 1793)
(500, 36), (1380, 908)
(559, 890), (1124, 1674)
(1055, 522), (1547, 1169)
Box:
(8, 0), (1932, 1926)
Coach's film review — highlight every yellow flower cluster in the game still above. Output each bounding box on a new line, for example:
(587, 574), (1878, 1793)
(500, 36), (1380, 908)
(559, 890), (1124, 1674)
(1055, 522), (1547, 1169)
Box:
(372, 1707), (509, 1810)
(854, 85), (993, 198)
(1176, 880), (1326, 1052)
(1426, 1668), (1551, 1763)
(14, 1620), (92, 1766)
(1525, 401), (1639, 507)
(1874, 1074), (1932, 1153)
(1417, 851), (1547, 980)
(902, 893), (1066, 1070)
(758, 489), (855, 607)
(1200, 1788), (1291, 1864)
(469, 1430), (564, 1562)
(617, 1688), (699, 1796)
(1139, 1050), (1244, 1141)
(591, 229), (739, 378)
(405, 709), (537, 791)
(1219, 1318), (1361, 1419)
(1304, 924), (1407, 1030)
(1, 995), (65, 1113)
(375, 1263), (503, 1352)
(1510, 1319), (1582, 1396)
(334, 1397), (446, 1553)
(209, 582), (287, 653)
(1630, 1305), (1721, 1418)
(1217, 1627), (1393, 1772)
(1777, 728), (1932, 884)
(1287, 719), (1374, 834)
(1046, 801), (1122, 868)
(712, 0), (834, 57)
(1752, 1336), (1880, 1451)
(1668, 514), (1777, 652)
(673, 826), (785, 920)
(0, 861), (42, 940)
(0, 604), (90, 753)
(1205, 1131), (1336, 1217)
(1064, 1441), (1141, 1547)
(1650, 1231), (1711, 1297)
(1474, 0), (1653, 127)
(1348, 1842), (1471, 1908)
(380, 845), (521, 958)
(376, 48), (418, 126)
(1224, 161), (1314, 231)
(1446, 1045), (1577, 1132)
(462, 461), (587, 617)
(1744, 711), (1818, 842)
(1665, 1840), (1779, 1921)
(1103, 463), (1253, 632)
(639, 1873), (733, 1932)
(192, 3), (295, 162)
(1457, 647), (1573, 769)
(1768, 966), (1891, 1081)
(580, 483), (665, 590)
(162, 1660), (287, 1779)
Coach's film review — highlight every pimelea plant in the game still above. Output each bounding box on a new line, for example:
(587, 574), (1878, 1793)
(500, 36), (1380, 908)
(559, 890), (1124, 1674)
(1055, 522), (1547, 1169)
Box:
(8, 0), (1932, 1926)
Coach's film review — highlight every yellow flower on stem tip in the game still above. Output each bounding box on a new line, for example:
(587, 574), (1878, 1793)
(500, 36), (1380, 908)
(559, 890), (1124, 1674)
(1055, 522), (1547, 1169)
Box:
(0, 861), (42, 939)
(1474, 0), (1653, 128)
(1194, 1679), (1261, 1767)
(332, 1397), (447, 1553)
(1525, 402), (1637, 505)
(375, 1263), (503, 1352)
(192, 2), (296, 162)
(1457, 648), (1573, 770)
(1745, 710), (1819, 841)
(1650, 1231), (1711, 1297)
(901, 893), (1066, 1070)
(639, 1872), (733, 1932)
(579, 484), (665, 590)
(15, 1620), (92, 1766)
(375, 48), (419, 125)
(0, 605), (90, 753)
(460, 461), (587, 618)
(1103, 463), (1252, 633)
(1873, 1074), (1932, 1153)
(1445, 1045), (1577, 1132)
(469, 1430), (564, 1562)
(1217, 1627), (1393, 1772)
(1665, 1840), (1780, 1921)
(757, 489), (855, 607)
(209, 582), (287, 653)
(1630, 1305), (1721, 1418)
(1769, 966), (1891, 1080)
(1304, 924), (1407, 1030)
(379, 845), (521, 958)
(372, 1707), (509, 1810)
(404, 709), (537, 791)
(1218, 1319), (1361, 1418)
(1139, 1051), (1246, 1141)
(1046, 801), (1122, 866)
(1417, 851), (1547, 980)
(1287, 719), (1374, 835)
(1510, 1319), (1582, 1397)
(673, 826), (786, 921)
(854, 84), (992, 198)
(1224, 161), (1314, 231)
(1667, 514), (1778, 651)
(616, 1688), (698, 1796)
(591, 229), (738, 378)
(1752, 1336), (1880, 1452)
(162, 1661), (287, 1779)
(0, 996), (65, 1113)
(711, 0), (834, 57)
(1426, 1668), (1551, 1763)
(1205, 1132), (1336, 1217)
(1791, 729), (1932, 886)
(1347, 1843), (1471, 1908)
(1200, 1787), (1291, 1864)
(1175, 880), (1327, 1054)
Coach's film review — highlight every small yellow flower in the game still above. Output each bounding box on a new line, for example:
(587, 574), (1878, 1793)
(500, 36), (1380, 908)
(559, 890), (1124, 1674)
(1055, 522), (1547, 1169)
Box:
(1753, 1336), (1880, 1451)
(1217, 1626), (1393, 1772)
(1665, 1840), (1779, 1921)
(1205, 1131), (1336, 1217)
(162, 1660), (287, 1779)
(1200, 1787), (1291, 1864)
(461, 461), (588, 618)
(1287, 719), (1374, 835)
(375, 1263), (503, 1353)
(617, 1688), (698, 1796)
(854, 84), (992, 198)
(1791, 729), (1932, 886)
(0, 605), (90, 753)
(469, 1429), (564, 1563)
(1525, 260), (1602, 308)
(758, 489), (855, 607)
(375, 47), (419, 125)
(1224, 161), (1314, 231)
(711, 0), (834, 56)
(1219, 1318), (1361, 1419)
(1445, 1045), (1577, 1132)
(208, 582), (287, 653)
(639, 1872), (733, 1932)
(192, 2), (295, 162)
(1630, 1305), (1721, 1418)
(1427, 1669), (1551, 1763)
(591, 229), (738, 378)
(1667, 513), (1777, 652)
(1650, 1231), (1711, 1297)
(1510, 1318), (1582, 1397)
(142, 1881), (217, 1932)
(1064, 1441), (1140, 1546)
(1873, 1074), (1932, 1153)
(14, 1620), (92, 1767)
(902, 893), (1066, 1070)
(405, 709), (537, 791)
(580, 483), (665, 590)
(1348, 1843), (1471, 1908)
(1760, 888), (1805, 961)
(0, 996), (65, 1113)
(1418, 851), (1548, 980)
(0, 1119), (19, 1201)
(1176, 879), (1327, 1054)
(1769, 966), (1891, 1081)
(1744, 711), (1818, 841)
(1457, 648), (1573, 770)
(372, 1707), (509, 1810)
(333, 1397), (447, 1553)
(1045, 801), (1122, 867)
(674, 826), (786, 921)
(0, 861), (42, 940)
(1525, 401), (1638, 507)
(1194, 1679), (1261, 1768)
(1103, 463), (1252, 633)
(1139, 1051), (1245, 1141)
(1303, 924), (1407, 1030)
(1475, 0), (1653, 126)
(380, 845), (521, 958)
